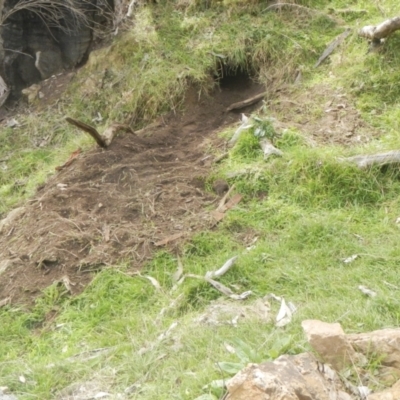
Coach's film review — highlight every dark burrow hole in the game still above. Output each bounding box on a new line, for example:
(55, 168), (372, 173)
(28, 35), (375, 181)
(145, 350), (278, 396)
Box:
(2, 0), (114, 105)
(215, 64), (256, 91)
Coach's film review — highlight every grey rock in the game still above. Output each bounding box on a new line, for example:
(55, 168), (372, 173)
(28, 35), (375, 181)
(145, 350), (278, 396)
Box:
(0, 388), (18, 400)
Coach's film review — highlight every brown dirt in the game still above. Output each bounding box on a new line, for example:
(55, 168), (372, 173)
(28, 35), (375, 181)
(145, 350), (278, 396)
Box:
(0, 73), (264, 304)
(269, 83), (381, 145)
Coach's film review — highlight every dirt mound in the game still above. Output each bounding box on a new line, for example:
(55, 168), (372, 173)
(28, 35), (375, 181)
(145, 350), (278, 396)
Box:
(0, 73), (264, 304)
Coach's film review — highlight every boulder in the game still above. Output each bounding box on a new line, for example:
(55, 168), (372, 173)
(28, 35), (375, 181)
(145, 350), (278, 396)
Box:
(347, 328), (400, 369)
(302, 319), (359, 371)
(225, 352), (353, 400)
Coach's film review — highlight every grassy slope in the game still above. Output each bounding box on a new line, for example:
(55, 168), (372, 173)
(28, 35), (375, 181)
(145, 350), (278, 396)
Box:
(1, 0), (400, 398)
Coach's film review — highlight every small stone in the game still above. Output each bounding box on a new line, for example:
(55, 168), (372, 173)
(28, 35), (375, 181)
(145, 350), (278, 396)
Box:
(302, 319), (358, 371)
(212, 179), (229, 196)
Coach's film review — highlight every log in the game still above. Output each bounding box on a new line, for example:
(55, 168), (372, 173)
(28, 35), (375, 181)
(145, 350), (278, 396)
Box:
(226, 92), (267, 112)
(359, 17), (400, 49)
(343, 150), (400, 169)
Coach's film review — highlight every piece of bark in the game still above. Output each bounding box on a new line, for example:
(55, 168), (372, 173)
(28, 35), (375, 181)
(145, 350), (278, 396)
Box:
(55, 148), (81, 171)
(211, 194), (243, 223)
(226, 92), (267, 112)
(343, 150), (400, 169)
(66, 117), (134, 148)
(217, 184), (236, 213)
(260, 139), (283, 159)
(315, 29), (351, 67)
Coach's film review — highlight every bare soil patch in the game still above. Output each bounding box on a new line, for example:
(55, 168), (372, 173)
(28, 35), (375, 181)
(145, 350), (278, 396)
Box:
(0, 72), (264, 304)
(269, 83), (381, 145)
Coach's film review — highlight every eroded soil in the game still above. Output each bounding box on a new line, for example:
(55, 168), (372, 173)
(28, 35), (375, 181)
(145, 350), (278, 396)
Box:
(0, 73), (264, 304)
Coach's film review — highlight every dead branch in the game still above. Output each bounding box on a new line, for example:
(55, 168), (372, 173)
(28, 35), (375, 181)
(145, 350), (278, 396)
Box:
(359, 17), (400, 48)
(342, 150), (400, 169)
(315, 28), (351, 67)
(226, 92), (267, 112)
(66, 117), (134, 148)
(66, 117), (107, 148)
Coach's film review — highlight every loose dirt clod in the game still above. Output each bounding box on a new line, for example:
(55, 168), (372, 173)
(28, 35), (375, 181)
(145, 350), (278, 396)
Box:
(0, 74), (264, 304)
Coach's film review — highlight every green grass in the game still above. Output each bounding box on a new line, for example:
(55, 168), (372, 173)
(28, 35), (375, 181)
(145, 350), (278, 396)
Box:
(2, 0), (400, 398)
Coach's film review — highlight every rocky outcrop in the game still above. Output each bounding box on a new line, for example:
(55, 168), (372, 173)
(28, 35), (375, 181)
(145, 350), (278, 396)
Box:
(347, 328), (400, 370)
(226, 353), (352, 400)
(225, 321), (400, 400)
(0, 0), (114, 102)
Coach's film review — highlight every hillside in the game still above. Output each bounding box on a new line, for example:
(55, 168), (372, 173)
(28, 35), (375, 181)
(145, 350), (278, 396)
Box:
(1, 1), (400, 399)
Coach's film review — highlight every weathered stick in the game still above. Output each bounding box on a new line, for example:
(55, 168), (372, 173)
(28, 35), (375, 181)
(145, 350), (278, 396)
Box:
(66, 118), (134, 148)
(226, 92), (267, 112)
(315, 28), (351, 67)
(260, 139), (283, 159)
(343, 150), (400, 168)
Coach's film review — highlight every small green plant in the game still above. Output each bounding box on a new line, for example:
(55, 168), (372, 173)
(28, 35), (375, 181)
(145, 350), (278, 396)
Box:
(252, 116), (278, 142)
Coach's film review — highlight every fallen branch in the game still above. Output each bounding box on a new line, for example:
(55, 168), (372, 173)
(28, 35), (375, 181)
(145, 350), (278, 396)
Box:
(66, 118), (134, 148)
(343, 150), (400, 169)
(315, 28), (351, 67)
(226, 92), (267, 112)
(359, 17), (400, 49)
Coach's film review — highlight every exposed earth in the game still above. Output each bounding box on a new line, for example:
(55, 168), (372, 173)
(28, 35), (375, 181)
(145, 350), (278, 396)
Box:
(0, 71), (264, 304)
(0, 67), (382, 305)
